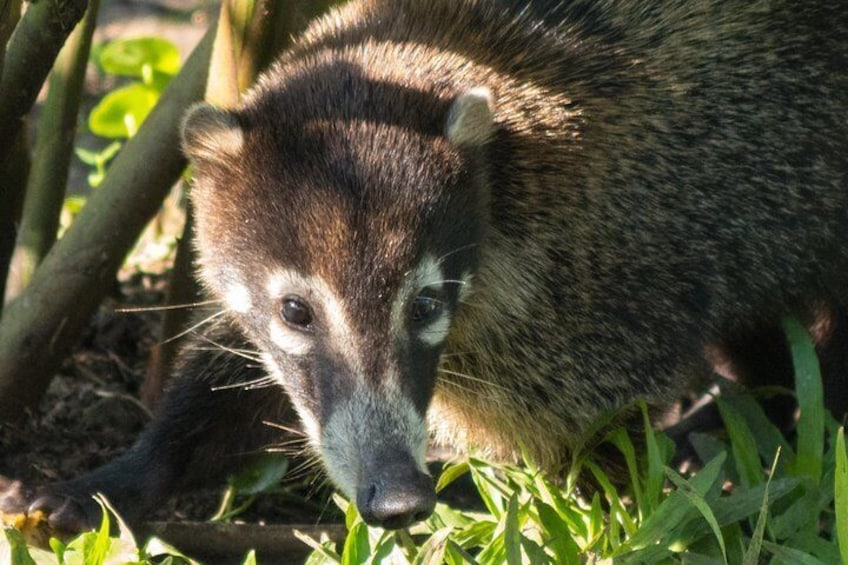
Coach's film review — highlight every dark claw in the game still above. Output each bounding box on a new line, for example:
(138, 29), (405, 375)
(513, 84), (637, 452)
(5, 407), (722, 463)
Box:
(1, 477), (103, 539)
(28, 494), (102, 536)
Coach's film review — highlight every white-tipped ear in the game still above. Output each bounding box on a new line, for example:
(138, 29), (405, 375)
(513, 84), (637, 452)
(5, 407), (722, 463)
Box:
(445, 87), (495, 147)
(181, 103), (244, 164)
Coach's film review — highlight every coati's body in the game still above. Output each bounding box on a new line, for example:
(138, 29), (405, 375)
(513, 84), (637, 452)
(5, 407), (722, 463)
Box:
(4, 0), (848, 531)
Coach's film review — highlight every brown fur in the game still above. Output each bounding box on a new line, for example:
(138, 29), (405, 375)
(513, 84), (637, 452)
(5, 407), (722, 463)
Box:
(190, 0), (848, 470)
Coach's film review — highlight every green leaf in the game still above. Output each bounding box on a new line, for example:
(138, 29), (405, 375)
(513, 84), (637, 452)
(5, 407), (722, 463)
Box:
(719, 393), (793, 470)
(340, 522), (369, 565)
(98, 141), (123, 163)
(584, 460), (636, 543)
(241, 549), (257, 565)
(665, 468), (727, 564)
(536, 502), (580, 565)
(143, 536), (195, 563)
(89, 83), (160, 138)
(620, 453), (725, 555)
(74, 146), (100, 165)
(761, 540), (828, 565)
(341, 495), (359, 531)
(370, 530), (407, 564)
(295, 529), (341, 563)
(413, 527), (452, 565)
(426, 502), (473, 529)
(476, 530), (506, 564)
(769, 483), (820, 540)
(784, 529), (841, 565)
(50, 537), (67, 564)
(836, 427), (848, 565)
(710, 476), (800, 526)
(607, 427), (644, 516)
(435, 461), (470, 493)
(87, 502), (113, 565)
(504, 495), (522, 565)
(451, 518), (496, 550)
(741, 457), (773, 565)
(469, 460), (507, 519)
(782, 316), (824, 484)
(520, 536), (548, 565)
(687, 433), (727, 470)
(717, 397), (763, 487)
(642, 402), (667, 515)
(99, 37), (180, 78)
(2, 528), (37, 565)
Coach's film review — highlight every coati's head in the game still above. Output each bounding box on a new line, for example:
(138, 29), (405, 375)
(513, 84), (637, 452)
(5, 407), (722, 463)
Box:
(181, 57), (495, 528)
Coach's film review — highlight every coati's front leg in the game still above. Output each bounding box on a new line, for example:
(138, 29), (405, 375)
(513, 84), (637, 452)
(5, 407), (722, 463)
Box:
(1, 315), (295, 535)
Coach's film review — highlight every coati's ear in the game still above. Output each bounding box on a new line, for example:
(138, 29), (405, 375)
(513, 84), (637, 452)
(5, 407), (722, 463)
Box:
(181, 103), (244, 164)
(445, 87), (495, 147)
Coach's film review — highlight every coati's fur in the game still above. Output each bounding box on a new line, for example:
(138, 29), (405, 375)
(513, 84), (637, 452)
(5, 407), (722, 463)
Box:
(3, 0), (848, 531)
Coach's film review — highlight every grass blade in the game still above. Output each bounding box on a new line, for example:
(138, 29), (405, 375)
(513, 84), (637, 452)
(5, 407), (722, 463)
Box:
(505, 494), (522, 565)
(665, 468), (727, 564)
(717, 397), (763, 487)
(836, 427), (848, 565)
(782, 316), (824, 484)
(742, 448), (780, 565)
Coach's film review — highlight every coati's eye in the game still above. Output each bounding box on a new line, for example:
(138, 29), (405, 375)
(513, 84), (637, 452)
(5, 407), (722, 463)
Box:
(411, 295), (443, 323)
(281, 296), (313, 328)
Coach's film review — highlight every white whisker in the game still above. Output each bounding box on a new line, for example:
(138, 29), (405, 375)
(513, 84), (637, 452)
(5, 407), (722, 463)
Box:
(190, 332), (264, 363)
(161, 309), (229, 344)
(434, 243), (478, 266)
(438, 367), (508, 392)
(423, 279), (468, 290)
(210, 375), (276, 391)
(115, 299), (222, 313)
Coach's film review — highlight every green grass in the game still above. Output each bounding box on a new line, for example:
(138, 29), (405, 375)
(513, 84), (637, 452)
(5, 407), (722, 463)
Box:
(4, 317), (848, 563)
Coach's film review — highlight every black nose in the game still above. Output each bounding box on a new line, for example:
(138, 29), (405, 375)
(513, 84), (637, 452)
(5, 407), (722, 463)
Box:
(356, 463), (436, 529)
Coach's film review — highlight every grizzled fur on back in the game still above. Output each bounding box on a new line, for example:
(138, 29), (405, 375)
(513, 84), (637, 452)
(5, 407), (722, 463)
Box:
(189, 0), (848, 471)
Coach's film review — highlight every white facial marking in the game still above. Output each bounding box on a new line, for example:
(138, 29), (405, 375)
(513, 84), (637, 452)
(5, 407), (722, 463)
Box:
(268, 319), (312, 355)
(224, 282), (252, 313)
(419, 312), (452, 346)
(416, 255), (444, 291)
(390, 254), (456, 346)
(265, 269), (361, 368)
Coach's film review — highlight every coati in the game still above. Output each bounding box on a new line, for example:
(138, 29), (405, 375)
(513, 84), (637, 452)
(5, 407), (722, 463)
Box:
(3, 0), (848, 533)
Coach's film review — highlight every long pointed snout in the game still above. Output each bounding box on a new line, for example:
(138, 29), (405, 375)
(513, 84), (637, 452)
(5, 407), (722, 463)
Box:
(356, 454), (436, 529)
(320, 382), (433, 529)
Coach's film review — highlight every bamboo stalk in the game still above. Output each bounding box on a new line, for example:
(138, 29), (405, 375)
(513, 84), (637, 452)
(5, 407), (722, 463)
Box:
(0, 26), (215, 421)
(0, 0), (26, 316)
(4, 0), (101, 304)
(0, 0), (88, 154)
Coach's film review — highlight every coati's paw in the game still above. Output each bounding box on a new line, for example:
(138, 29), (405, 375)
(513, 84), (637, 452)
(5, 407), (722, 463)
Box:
(0, 476), (30, 515)
(1, 477), (103, 542)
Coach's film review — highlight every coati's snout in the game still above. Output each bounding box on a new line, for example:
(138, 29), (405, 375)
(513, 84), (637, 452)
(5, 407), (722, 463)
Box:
(321, 383), (436, 528)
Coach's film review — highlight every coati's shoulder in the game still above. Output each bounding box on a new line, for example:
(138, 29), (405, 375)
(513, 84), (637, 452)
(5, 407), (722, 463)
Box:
(260, 0), (848, 115)
(261, 0), (634, 96)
